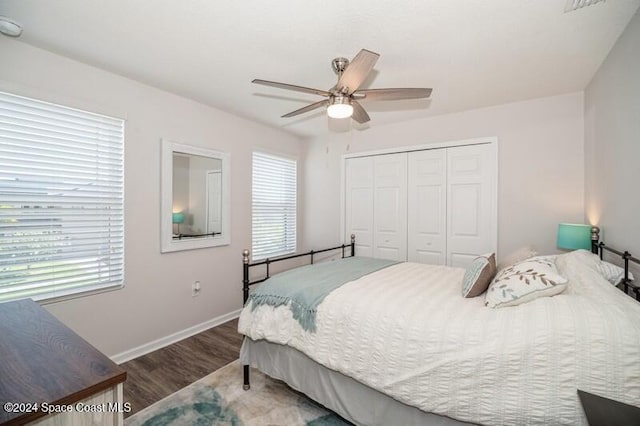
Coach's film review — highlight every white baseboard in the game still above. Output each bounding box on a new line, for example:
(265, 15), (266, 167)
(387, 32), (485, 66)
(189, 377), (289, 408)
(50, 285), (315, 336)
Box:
(111, 309), (242, 364)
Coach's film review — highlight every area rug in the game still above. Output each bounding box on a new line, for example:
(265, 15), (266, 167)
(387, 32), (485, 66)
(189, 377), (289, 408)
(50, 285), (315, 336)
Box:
(125, 360), (351, 425)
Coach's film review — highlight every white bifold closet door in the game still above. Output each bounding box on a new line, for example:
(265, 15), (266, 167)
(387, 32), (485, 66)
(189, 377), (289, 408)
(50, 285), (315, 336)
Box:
(407, 149), (447, 264)
(344, 156), (374, 257)
(446, 144), (496, 267)
(372, 153), (407, 262)
(345, 142), (496, 267)
(344, 153), (407, 261)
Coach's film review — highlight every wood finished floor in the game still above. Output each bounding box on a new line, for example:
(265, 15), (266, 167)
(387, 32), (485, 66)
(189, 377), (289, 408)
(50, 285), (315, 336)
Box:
(121, 318), (243, 417)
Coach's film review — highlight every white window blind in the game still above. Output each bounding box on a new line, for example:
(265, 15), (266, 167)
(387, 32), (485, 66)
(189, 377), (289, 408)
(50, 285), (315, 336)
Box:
(0, 91), (124, 303)
(252, 152), (296, 260)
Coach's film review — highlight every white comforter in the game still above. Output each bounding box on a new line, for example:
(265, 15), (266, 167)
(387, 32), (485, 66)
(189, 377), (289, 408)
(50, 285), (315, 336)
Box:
(238, 251), (640, 425)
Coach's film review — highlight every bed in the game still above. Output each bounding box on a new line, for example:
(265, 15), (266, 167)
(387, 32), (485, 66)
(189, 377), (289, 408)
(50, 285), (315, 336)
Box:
(237, 234), (640, 425)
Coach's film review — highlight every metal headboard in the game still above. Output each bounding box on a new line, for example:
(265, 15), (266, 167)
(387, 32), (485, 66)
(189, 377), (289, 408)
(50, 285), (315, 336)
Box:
(590, 227), (639, 301)
(240, 235), (356, 391)
(242, 234), (356, 306)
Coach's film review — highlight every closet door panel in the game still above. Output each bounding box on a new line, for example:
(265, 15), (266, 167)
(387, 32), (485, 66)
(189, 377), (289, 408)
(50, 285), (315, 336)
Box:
(345, 157), (374, 257)
(446, 144), (496, 268)
(407, 150), (446, 264)
(345, 141), (496, 266)
(373, 153), (407, 261)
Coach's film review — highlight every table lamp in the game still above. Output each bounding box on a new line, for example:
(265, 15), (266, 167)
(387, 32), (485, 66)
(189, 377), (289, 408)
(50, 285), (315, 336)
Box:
(557, 223), (592, 250)
(172, 212), (185, 235)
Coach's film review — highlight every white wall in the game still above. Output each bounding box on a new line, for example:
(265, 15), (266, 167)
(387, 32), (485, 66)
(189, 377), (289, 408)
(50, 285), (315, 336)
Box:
(0, 38), (304, 357)
(303, 93), (585, 260)
(585, 10), (640, 255)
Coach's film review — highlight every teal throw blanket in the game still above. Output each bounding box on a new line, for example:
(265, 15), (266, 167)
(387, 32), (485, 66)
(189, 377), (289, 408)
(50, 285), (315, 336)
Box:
(250, 256), (398, 332)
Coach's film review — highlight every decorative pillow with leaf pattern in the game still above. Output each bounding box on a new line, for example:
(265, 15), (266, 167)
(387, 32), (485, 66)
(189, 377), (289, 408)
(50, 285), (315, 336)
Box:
(485, 256), (568, 308)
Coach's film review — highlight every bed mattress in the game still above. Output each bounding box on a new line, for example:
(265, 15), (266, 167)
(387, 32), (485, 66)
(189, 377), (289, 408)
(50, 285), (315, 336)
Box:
(240, 338), (471, 426)
(238, 252), (640, 425)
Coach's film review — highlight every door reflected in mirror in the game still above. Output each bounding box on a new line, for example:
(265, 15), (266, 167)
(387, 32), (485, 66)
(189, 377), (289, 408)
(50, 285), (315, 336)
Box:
(161, 140), (230, 252)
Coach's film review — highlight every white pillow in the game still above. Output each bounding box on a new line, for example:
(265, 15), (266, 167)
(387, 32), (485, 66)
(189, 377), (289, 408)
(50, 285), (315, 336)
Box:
(559, 249), (634, 285)
(497, 246), (538, 271)
(485, 256), (568, 308)
(596, 260), (634, 285)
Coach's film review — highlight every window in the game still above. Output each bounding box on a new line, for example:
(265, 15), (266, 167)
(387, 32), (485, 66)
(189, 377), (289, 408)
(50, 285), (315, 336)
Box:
(0, 91), (124, 303)
(252, 152), (297, 260)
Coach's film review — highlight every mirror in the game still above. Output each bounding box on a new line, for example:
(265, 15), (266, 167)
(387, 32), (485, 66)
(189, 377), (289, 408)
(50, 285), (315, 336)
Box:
(161, 139), (230, 252)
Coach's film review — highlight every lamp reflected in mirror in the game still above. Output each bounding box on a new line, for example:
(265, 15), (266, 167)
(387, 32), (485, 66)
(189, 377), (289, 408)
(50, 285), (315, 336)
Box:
(172, 211), (185, 235)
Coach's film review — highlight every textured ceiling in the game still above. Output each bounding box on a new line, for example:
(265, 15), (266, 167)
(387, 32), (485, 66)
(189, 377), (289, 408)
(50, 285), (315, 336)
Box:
(1, 0), (639, 138)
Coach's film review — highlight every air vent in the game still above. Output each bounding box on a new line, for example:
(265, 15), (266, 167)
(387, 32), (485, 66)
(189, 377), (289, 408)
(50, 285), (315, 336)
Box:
(565, 0), (605, 13)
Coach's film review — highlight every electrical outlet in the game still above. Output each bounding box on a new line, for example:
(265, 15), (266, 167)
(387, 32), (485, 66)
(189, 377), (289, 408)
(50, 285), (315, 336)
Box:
(192, 281), (201, 297)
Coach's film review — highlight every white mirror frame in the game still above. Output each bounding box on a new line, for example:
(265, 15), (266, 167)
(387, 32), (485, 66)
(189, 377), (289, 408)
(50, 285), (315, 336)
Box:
(160, 139), (231, 253)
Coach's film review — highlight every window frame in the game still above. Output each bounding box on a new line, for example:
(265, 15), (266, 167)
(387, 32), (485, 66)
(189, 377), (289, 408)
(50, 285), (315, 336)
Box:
(251, 150), (298, 261)
(0, 90), (125, 304)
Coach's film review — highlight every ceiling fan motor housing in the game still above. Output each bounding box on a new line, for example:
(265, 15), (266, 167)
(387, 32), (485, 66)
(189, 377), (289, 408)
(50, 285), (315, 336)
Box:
(331, 57), (350, 76)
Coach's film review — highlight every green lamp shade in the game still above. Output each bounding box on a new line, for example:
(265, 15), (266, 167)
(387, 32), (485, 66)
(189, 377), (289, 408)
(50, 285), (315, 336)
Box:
(557, 223), (591, 250)
(172, 212), (185, 224)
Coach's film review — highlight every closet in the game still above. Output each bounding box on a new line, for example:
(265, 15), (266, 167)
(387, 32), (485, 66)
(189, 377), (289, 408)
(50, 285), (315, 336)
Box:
(344, 142), (496, 268)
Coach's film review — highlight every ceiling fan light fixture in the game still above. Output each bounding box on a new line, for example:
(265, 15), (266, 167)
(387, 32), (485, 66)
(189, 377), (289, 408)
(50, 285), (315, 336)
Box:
(327, 96), (353, 119)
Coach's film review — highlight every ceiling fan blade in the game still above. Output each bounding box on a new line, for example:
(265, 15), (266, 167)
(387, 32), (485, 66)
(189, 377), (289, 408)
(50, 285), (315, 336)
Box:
(252, 79), (331, 97)
(354, 88), (432, 101)
(351, 101), (370, 124)
(282, 99), (329, 118)
(336, 49), (380, 95)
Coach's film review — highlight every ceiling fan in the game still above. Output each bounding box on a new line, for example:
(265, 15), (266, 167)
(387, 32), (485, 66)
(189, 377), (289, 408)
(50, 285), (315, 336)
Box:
(252, 49), (432, 124)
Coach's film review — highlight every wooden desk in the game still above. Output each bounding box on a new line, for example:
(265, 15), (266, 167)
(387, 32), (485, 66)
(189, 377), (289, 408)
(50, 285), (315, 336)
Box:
(0, 299), (127, 425)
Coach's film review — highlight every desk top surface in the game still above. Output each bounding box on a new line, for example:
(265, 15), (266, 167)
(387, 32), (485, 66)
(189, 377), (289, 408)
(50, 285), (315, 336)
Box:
(0, 299), (126, 425)
(578, 389), (640, 426)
